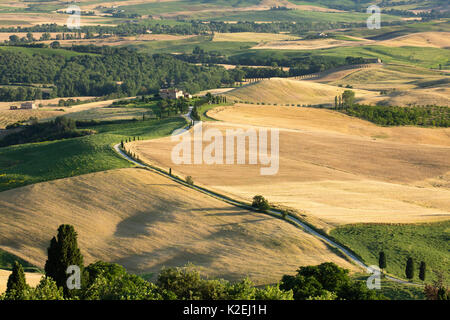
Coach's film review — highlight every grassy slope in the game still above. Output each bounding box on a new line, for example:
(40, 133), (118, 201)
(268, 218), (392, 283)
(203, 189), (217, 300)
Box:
(0, 117), (186, 192)
(330, 222), (450, 284)
(352, 273), (425, 300)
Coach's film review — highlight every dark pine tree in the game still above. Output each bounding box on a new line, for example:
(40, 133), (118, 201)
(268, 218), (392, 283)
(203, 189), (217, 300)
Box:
(419, 261), (426, 282)
(44, 224), (84, 296)
(6, 261), (28, 299)
(378, 251), (386, 271)
(405, 257), (414, 280)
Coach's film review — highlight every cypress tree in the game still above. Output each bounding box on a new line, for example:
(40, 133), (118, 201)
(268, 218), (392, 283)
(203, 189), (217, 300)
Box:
(6, 261), (28, 299)
(419, 261), (426, 281)
(44, 224), (84, 296)
(405, 257), (414, 280)
(378, 251), (386, 271)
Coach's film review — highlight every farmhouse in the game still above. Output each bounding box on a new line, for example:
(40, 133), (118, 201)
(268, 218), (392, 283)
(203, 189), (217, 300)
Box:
(20, 102), (37, 110)
(160, 88), (191, 100)
(365, 58), (383, 64)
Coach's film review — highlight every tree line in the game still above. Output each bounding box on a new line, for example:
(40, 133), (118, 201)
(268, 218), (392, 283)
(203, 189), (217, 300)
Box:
(177, 47), (375, 78)
(0, 19), (415, 37)
(0, 116), (94, 148)
(341, 104), (449, 127)
(0, 47), (244, 101)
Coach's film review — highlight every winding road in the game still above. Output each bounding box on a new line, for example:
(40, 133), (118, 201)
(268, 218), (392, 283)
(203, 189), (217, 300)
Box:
(113, 107), (422, 287)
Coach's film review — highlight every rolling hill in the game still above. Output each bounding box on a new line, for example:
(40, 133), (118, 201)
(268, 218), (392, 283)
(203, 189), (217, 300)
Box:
(130, 105), (450, 231)
(0, 167), (358, 285)
(224, 78), (377, 105)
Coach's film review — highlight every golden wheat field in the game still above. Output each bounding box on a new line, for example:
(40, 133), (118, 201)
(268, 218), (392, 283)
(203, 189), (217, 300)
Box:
(213, 32), (300, 42)
(224, 78), (377, 105)
(379, 32), (450, 49)
(0, 168), (358, 285)
(130, 105), (450, 231)
(0, 98), (127, 128)
(253, 38), (368, 50)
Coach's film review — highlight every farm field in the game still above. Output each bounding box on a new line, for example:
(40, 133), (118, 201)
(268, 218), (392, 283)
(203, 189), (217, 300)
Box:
(0, 167), (358, 285)
(0, 117), (184, 191)
(223, 78), (378, 105)
(130, 105), (450, 231)
(213, 32), (300, 42)
(0, 0), (448, 301)
(252, 31), (450, 51)
(378, 32), (450, 49)
(0, 98), (131, 129)
(331, 221), (450, 284)
(0, 13), (115, 26)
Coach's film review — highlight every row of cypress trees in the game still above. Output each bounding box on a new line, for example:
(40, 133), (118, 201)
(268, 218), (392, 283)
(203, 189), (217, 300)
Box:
(378, 251), (427, 281)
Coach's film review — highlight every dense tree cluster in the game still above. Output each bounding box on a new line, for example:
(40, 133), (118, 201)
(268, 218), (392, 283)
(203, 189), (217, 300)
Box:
(0, 86), (49, 101)
(0, 47), (243, 101)
(342, 104), (450, 127)
(280, 263), (385, 300)
(0, 116), (93, 147)
(178, 47), (371, 78)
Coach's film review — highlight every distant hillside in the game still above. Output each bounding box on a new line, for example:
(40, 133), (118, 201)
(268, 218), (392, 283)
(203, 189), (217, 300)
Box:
(224, 78), (375, 105)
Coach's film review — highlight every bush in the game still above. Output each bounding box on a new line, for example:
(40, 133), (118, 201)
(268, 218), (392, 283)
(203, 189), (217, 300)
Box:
(252, 195), (270, 212)
(280, 262), (386, 300)
(186, 176), (194, 185)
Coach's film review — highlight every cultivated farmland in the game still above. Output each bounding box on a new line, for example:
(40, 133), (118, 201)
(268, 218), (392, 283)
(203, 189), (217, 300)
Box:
(130, 105), (450, 231)
(0, 168), (358, 285)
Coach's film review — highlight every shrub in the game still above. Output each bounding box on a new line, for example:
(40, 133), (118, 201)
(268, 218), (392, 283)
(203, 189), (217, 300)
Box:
(252, 195), (270, 212)
(186, 176), (194, 185)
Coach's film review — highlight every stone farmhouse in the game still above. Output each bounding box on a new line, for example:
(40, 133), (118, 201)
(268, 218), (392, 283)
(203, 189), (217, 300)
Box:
(159, 88), (192, 100)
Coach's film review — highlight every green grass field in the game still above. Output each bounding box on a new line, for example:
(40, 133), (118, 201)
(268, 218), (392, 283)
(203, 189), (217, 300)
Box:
(206, 9), (402, 23)
(0, 117), (186, 192)
(134, 35), (255, 55)
(0, 46), (94, 58)
(352, 274), (425, 300)
(197, 103), (230, 121)
(330, 222), (450, 284)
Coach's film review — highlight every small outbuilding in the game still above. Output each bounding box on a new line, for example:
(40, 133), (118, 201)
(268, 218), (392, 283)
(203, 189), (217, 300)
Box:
(20, 102), (37, 109)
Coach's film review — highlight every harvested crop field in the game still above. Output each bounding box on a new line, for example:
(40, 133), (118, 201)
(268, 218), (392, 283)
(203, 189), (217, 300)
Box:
(130, 105), (450, 230)
(253, 38), (369, 50)
(213, 32), (300, 42)
(0, 98), (128, 128)
(0, 168), (357, 284)
(379, 32), (450, 49)
(224, 78), (377, 105)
